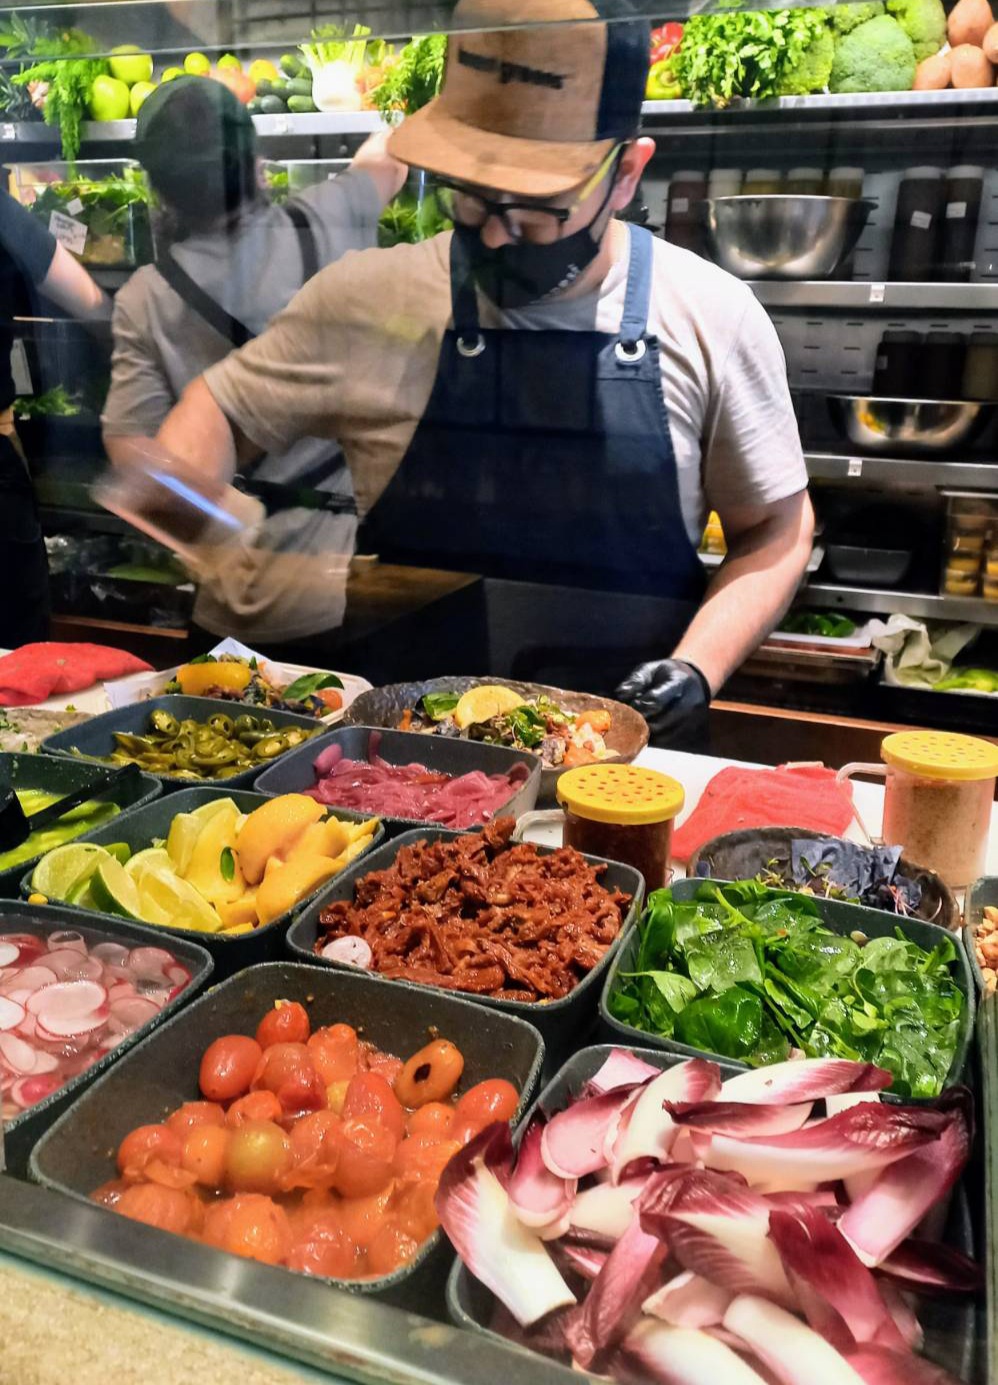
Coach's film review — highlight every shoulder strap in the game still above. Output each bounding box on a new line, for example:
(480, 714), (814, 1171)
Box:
(156, 202), (319, 347)
(285, 200), (318, 282)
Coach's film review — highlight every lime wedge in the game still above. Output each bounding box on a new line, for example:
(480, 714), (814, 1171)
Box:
(138, 868), (224, 934)
(31, 843), (108, 901)
(104, 842), (132, 865)
(90, 859), (143, 920)
(125, 847), (173, 881)
(66, 877), (96, 908)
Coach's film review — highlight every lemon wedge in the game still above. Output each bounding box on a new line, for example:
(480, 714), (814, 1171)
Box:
(453, 685), (525, 730)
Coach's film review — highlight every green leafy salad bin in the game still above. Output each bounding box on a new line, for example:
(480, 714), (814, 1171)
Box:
(11, 160), (153, 268)
(601, 877), (974, 1100)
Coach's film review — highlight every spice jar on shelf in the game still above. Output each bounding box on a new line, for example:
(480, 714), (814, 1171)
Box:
(556, 765), (685, 892)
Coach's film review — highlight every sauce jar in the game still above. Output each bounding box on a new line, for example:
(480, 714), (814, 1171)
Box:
(879, 731), (998, 888)
(556, 764), (684, 891)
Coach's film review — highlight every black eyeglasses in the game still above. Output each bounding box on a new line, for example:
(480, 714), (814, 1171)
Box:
(433, 146), (622, 246)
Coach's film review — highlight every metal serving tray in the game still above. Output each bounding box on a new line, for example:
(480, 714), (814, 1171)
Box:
(286, 827), (643, 1061)
(0, 899), (212, 1176)
(254, 725), (542, 837)
(30, 961), (544, 1315)
(39, 695), (321, 791)
(19, 787), (383, 982)
(600, 877), (975, 1092)
(0, 751), (161, 896)
(447, 1043), (981, 1384)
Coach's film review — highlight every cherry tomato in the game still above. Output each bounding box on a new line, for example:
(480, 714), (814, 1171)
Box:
(367, 1221), (419, 1277)
(225, 1119), (294, 1195)
(394, 1179), (439, 1243)
(167, 1101), (226, 1139)
(449, 1079), (519, 1144)
(255, 1001), (311, 1049)
(342, 1072), (406, 1143)
(117, 1124), (182, 1181)
(359, 1044), (403, 1088)
(394, 1040), (464, 1108)
(205, 1194), (292, 1266)
(182, 1125), (230, 1189)
(326, 1080), (350, 1115)
(287, 1212), (359, 1279)
(252, 1042), (326, 1116)
(393, 1135), (462, 1183)
(406, 1102), (454, 1139)
(332, 1117), (396, 1199)
(226, 1090), (283, 1128)
(286, 1109), (342, 1190)
(308, 1024), (359, 1085)
(199, 1035), (263, 1103)
(91, 1178), (130, 1209)
(337, 1185), (396, 1248)
(317, 688), (343, 712)
(115, 1182), (203, 1236)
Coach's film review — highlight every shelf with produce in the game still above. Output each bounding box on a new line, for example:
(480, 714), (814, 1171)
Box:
(751, 281), (998, 311)
(799, 580), (998, 625)
(805, 452), (998, 487)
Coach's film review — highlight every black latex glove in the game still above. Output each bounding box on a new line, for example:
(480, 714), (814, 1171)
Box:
(614, 658), (712, 741)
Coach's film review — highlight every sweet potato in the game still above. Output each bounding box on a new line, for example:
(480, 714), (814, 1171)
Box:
(950, 41), (995, 84)
(948, 0), (994, 48)
(984, 19), (998, 60)
(914, 50), (952, 86)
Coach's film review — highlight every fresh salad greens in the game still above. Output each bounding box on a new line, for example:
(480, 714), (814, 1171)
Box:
(371, 33), (446, 117)
(675, 8), (831, 107)
(933, 666), (998, 694)
(420, 692), (460, 721)
(608, 880), (965, 1097)
(13, 386), (81, 419)
(14, 28), (105, 162)
(27, 169), (152, 265)
(377, 186), (452, 247)
(778, 611), (858, 638)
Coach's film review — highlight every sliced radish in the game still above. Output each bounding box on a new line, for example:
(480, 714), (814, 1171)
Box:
(0, 1031), (40, 1074)
(47, 931), (88, 954)
(1, 965), (57, 995)
(0, 996), (26, 1032)
(9, 1073), (62, 1109)
(28, 979), (107, 1021)
(36, 1011), (109, 1041)
(109, 995), (159, 1031)
(0, 942), (20, 967)
(90, 942), (131, 968)
(127, 947), (178, 981)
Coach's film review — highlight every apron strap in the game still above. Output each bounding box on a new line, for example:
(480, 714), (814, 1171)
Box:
(618, 224), (654, 353)
(448, 229), (483, 352)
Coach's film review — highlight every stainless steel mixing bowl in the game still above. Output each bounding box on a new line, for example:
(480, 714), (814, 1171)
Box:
(828, 396), (992, 455)
(698, 195), (875, 279)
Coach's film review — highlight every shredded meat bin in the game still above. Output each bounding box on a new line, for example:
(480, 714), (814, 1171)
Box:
(316, 817), (631, 1003)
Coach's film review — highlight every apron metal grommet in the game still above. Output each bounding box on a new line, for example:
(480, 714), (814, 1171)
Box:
(456, 334), (486, 358)
(616, 339), (646, 363)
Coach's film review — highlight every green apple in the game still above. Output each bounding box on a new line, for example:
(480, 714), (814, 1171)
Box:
(161, 66), (185, 83)
(216, 53), (242, 71)
(88, 74), (131, 122)
(129, 80), (156, 114)
(109, 45), (153, 86)
(184, 52), (211, 75)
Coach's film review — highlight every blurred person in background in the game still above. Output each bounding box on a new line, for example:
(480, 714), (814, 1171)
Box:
(101, 75), (406, 648)
(0, 187), (107, 646)
(112, 1), (813, 747)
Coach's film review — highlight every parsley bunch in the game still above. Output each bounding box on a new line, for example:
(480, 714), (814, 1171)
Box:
(371, 33), (446, 117)
(675, 8), (829, 107)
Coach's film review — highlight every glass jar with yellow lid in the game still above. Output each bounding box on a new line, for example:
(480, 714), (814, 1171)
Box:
(555, 764), (684, 891)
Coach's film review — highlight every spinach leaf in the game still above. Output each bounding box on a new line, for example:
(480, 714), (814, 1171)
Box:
(684, 929), (763, 993)
(675, 986), (762, 1059)
(282, 671), (343, 702)
(420, 693), (460, 721)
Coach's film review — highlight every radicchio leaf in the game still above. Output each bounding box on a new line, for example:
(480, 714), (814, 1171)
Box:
(541, 1085), (639, 1179)
(838, 1090), (972, 1267)
(620, 1319), (769, 1385)
(768, 1205), (908, 1351)
(877, 1238), (983, 1296)
(569, 1175), (648, 1242)
(508, 1114), (576, 1233)
(723, 1294), (869, 1385)
(612, 1059), (722, 1181)
(435, 1122), (575, 1326)
(721, 1059), (892, 1105)
(665, 1099), (813, 1137)
(643, 1269), (734, 1328)
(844, 1345), (965, 1385)
(566, 1214), (671, 1369)
(587, 1049), (662, 1094)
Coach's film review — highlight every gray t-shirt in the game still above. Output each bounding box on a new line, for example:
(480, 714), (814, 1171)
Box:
(103, 169), (384, 640)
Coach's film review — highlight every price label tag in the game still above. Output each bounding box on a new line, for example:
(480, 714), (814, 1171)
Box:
(10, 339), (32, 396)
(671, 197), (690, 213)
(868, 283), (886, 304)
(1, 124), (15, 142)
(847, 457), (864, 478)
(946, 201), (968, 220)
(910, 209), (933, 230)
(48, 209), (88, 256)
(66, 197), (84, 215)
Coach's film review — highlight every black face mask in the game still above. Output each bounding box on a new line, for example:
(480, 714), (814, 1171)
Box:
(454, 173), (618, 311)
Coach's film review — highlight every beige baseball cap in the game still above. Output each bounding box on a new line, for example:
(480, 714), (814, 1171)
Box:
(387, 0), (649, 199)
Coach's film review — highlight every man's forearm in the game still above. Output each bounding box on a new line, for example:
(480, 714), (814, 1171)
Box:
(672, 492), (815, 694)
(157, 376), (239, 485)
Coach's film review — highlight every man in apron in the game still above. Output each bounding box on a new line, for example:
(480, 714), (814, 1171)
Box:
(141, 0), (815, 745)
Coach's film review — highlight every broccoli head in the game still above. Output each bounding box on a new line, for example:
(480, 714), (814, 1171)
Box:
(777, 23), (835, 93)
(829, 13), (917, 91)
(828, 2), (885, 34)
(885, 0), (946, 60)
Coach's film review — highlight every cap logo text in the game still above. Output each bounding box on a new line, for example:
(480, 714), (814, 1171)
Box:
(457, 45), (565, 90)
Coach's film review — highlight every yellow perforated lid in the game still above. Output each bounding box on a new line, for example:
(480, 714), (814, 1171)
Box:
(557, 764), (685, 825)
(881, 730), (998, 782)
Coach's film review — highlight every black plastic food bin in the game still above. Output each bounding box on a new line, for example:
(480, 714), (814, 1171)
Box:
(0, 899), (212, 1176)
(254, 725), (542, 836)
(0, 751), (161, 897)
(286, 827), (643, 1062)
(599, 877), (976, 1093)
(30, 960), (545, 1315)
(19, 786), (384, 982)
(39, 695), (322, 791)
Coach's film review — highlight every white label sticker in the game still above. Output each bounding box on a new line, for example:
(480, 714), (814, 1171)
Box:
(847, 457), (864, 478)
(48, 210), (88, 256)
(10, 339), (31, 396)
(869, 283), (886, 304)
(65, 197), (84, 215)
(671, 197), (690, 213)
(910, 209), (933, 230)
(946, 201), (968, 220)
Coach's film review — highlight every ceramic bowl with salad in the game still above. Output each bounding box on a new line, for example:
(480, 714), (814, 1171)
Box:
(344, 676), (649, 797)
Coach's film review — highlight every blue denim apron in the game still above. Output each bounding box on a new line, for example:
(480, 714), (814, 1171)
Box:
(360, 224), (707, 690)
